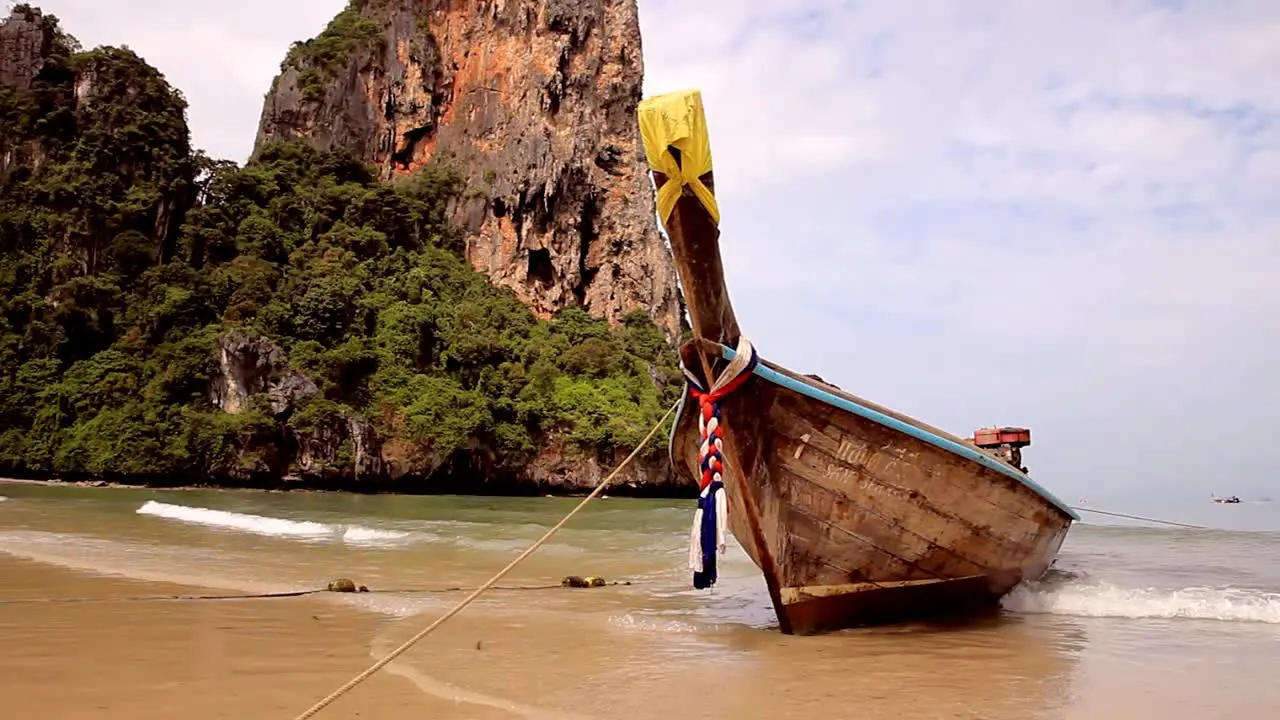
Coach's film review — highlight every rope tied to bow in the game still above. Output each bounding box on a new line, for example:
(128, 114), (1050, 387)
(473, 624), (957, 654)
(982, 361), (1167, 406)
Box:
(682, 336), (758, 589)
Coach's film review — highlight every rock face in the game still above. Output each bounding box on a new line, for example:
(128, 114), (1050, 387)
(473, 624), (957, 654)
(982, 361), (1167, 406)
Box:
(208, 330), (319, 415)
(526, 439), (687, 495)
(207, 329), (683, 493)
(293, 411), (386, 483)
(209, 330), (388, 483)
(255, 0), (683, 340)
(0, 5), (54, 91)
(1, 9), (193, 270)
(0, 6), (59, 175)
(206, 328), (679, 494)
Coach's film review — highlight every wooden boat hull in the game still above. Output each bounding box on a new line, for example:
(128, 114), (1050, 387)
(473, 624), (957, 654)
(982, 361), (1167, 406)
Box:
(637, 89), (1076, 635)
(782, 572), (1038, 634)
(670, 343), (1075, 635)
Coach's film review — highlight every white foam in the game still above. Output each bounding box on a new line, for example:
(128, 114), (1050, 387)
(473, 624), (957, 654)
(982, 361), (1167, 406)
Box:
(138, 500), (331, 536)
(1003, 580), (1280, 624)
(340, 525), (412, 546)
(608, 613), (701, 634)
(136, 501), (411, 546)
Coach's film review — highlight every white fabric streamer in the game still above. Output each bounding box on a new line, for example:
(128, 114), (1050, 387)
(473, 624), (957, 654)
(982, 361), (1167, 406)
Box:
(688, 483), (728, 573)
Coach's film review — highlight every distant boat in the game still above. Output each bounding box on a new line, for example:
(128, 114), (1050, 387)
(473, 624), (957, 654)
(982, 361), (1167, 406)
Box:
(1212, 495), (1242, 504)
(638, 89), (1078, 635)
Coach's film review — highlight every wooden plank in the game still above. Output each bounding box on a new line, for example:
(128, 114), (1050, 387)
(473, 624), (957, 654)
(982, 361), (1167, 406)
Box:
(772, 389), (1061, 528)
(700, 337), (1078, 521)
(787, 509), (939, 584)
(787, 476), (994, 577)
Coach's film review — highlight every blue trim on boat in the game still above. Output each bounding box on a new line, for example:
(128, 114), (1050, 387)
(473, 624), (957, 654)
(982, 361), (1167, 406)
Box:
(717, 344), (1080, 521)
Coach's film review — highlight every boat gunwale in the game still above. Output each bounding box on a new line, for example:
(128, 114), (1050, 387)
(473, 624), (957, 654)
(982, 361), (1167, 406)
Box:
(710, 342), (1080, 521)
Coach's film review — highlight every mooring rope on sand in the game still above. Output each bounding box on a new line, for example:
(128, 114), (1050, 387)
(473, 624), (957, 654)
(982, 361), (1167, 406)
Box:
(1070, 505), (1206, 530)
(289, 398), (680, 720)
(0, 581), (634, 606)
(0, 589), (327, 605)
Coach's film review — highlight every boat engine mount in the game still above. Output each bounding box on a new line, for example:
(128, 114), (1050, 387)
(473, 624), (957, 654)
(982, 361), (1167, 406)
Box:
(969, 426), (1031, 473)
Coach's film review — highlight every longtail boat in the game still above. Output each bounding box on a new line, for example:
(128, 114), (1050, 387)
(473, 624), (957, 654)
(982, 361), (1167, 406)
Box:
(637, 89), (1078, 635)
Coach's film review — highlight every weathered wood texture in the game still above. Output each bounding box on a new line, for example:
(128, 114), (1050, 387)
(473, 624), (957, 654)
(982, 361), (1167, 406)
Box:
(654, 172), (738, 346)
(671, 369), (1072, 634)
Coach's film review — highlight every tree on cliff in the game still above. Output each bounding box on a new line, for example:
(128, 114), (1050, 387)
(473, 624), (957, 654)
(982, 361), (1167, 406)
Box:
(0, 7), (684, 492)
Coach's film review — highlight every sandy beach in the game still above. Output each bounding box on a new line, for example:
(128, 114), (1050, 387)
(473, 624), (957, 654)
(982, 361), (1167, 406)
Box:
(0, 555), (513, 720)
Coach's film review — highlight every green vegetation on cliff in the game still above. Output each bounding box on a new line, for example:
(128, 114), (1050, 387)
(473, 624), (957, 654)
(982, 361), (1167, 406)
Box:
(281, 0), (386, 101)
(0, 10), (682, 488)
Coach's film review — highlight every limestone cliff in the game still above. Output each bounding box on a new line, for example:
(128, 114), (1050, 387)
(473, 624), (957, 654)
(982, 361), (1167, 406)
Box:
(208, 330), (320, 417)
(0, 5), (61, 174)
(0, 5), (688, 498)
(208, 330), (387, 484)
(0, 6), (193, 268)
(205, 327), (686, 495)
(255, 0), (683, 339)
(0, 5), (54, 90)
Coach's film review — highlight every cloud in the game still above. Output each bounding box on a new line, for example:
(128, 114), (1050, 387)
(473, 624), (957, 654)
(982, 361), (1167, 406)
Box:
(19, 0), (348, 162)
(638, 0), (1280, 500)
(19, 0), (1280, 501)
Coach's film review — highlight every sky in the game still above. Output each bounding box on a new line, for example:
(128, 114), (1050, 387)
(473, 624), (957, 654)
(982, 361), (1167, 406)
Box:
(15, 0), (1280, 505)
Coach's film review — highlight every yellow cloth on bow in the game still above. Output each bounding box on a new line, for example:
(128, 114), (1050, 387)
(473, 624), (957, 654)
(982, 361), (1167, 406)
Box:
(637, 89), (720, 227)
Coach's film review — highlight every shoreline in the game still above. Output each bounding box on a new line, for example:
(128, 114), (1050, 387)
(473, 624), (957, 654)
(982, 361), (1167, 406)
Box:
(0, 475), (696, 500)
(0, 476), (228, 492)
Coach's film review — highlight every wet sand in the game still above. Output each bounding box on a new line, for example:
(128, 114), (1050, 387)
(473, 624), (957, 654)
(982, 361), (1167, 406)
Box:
(0, 556), (510, 720)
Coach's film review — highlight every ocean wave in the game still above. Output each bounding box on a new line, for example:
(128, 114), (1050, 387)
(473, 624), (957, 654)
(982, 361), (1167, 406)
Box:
(136, 501), (412, 546)
(1003, 579), (1280, 624)
(0, 530), (299, 595)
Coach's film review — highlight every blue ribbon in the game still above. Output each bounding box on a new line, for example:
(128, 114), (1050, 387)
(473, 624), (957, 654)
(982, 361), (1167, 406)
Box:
(693, 479), (723, 589)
